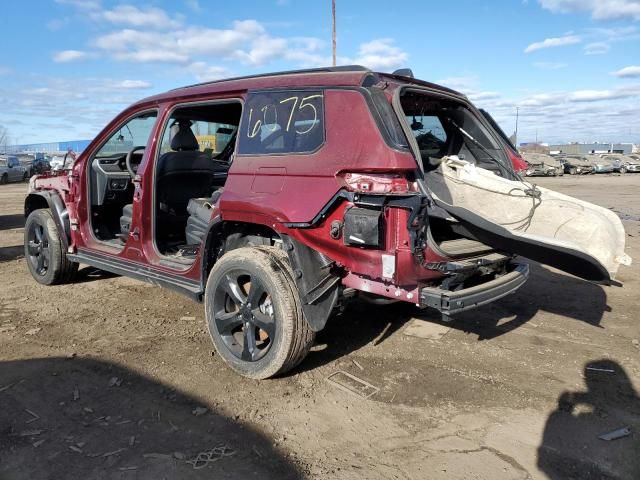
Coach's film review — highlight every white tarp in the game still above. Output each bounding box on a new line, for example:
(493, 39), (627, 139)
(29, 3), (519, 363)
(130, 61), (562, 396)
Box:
(427, 157), (631, 280)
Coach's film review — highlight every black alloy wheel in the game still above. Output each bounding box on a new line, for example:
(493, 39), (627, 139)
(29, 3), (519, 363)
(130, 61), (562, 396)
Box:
(212, 270), (275, 362)
(24, 209), (78, 285)
(26, 219), (50, 277)
(205, 247), (314, 379)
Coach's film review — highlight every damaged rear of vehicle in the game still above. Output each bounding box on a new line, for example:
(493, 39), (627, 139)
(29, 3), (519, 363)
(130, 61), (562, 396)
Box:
(378, 81), (630, 318)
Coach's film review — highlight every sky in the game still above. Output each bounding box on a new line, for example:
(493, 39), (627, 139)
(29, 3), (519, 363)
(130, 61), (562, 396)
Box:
(0, 0), (638, 145)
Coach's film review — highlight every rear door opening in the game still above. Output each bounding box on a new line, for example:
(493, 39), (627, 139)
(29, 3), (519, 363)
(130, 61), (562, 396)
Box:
(394, 86), (630, 283)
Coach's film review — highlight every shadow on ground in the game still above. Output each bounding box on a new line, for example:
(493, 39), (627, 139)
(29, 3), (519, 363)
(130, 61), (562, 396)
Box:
(0, 213), (25, 231)
(538, 359), (640, 479)
(0, 357), (301, 479)
(443, 261), (610, 340)
(0, 245), (23, 262)
(297, 261), (609, 372)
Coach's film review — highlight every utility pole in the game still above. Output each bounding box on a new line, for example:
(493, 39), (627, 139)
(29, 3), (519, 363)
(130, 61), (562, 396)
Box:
(332, 0), (336, 66)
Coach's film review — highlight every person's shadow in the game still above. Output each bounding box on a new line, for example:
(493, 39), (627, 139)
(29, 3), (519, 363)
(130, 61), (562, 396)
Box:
(538, 359), (640, 479)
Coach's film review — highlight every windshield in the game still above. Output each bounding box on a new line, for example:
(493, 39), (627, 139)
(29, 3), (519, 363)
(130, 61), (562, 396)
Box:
(399, 90), (510, 173)
(96, 112), (158, 157)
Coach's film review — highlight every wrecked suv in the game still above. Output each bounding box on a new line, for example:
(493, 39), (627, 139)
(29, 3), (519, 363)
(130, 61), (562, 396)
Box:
(24, 66), (629, 379)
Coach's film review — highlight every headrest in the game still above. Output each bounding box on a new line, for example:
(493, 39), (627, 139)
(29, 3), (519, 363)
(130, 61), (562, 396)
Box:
(170, 120), (199, 151)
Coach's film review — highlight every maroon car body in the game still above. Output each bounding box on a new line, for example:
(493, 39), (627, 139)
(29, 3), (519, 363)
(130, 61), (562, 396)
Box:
(24, 66), (535, 378)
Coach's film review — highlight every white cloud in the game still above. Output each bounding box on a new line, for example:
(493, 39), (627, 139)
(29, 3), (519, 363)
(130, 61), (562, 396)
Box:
(350, 38), (408, 71)
(533, 61), (568, 69)
(91, 5), (181, 29)
(539, 0), (640, 21)
(52, 50), (91, 63)
(114, 80), (152, 89)
(524, 34), (581, 53)
(468, 91), (501, 101)
(612, 65), (640, 78)
(583, 42), (610, 55)
(188, 62), (229, 82)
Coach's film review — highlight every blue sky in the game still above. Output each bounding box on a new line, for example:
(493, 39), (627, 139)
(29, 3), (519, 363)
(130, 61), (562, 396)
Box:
(0, 0), (638, 145)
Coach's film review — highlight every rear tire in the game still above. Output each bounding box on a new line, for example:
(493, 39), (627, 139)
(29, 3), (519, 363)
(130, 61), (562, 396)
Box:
(569, 167), (577, 175)
(620, 166), (627, 174)
(205, 246), (314, 379)
(24, 209), (78, 285)
(23, 172), (29, 182)
(0, 174), (7, 184)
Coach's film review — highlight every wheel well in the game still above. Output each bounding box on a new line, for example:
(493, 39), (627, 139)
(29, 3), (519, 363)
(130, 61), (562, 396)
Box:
(24, 194), (49, 218)
(202, 221), (282, 280)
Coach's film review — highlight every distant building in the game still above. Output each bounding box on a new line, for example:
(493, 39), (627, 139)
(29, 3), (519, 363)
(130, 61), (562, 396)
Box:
(3, 139), (91, 155)
(547, 143), (633, 155)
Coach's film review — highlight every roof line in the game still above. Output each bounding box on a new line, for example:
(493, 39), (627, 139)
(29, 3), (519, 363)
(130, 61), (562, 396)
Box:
(171, 65), (371, 91)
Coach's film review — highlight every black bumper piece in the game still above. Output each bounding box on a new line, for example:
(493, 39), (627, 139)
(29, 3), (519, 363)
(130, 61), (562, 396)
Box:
(420, 262), (529, 315)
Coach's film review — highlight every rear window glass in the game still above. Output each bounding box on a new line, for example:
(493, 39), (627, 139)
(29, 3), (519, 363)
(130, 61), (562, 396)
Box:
(238, 90), (324, 155)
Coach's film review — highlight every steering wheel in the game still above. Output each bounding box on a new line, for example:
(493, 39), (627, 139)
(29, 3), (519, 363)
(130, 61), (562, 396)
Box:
(125, 146), (146, 178)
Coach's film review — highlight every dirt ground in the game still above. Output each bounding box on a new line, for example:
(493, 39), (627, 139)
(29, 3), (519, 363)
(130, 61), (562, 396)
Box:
(1, 174), (639, 479)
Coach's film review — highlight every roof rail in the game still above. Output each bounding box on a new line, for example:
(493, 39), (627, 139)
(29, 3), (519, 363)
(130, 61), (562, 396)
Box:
(173, 65), (371, 91)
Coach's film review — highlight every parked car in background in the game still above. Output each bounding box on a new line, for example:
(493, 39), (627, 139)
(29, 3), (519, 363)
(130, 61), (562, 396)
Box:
(587, 154), (616, 174)
(624, 154), (640, 173)
(556, 154), (594, 174)
(601, 154), (640, 173)
(522, 152), (563, 176)
(0, 156), (29, 183)
(18, 154), (51, 176)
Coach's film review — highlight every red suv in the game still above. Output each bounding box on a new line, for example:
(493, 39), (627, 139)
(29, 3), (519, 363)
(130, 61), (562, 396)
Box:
(23, 66), (628, 378)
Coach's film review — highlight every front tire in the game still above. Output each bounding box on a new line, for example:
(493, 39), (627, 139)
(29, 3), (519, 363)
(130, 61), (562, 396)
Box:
(205, 246), (314, 379)
(24, 209), (78, 285)
(0, 174), (7, 184)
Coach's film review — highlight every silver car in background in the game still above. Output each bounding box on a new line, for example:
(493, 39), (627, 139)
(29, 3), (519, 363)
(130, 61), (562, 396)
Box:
(0, 156), (29, 184)
(522, 152), (564, 176)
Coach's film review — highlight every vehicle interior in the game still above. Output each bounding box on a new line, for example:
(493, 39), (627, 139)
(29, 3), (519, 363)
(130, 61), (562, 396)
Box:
(87, 102), (241, 257)
(88, 111), (158, 247)
(148, 102), (241, 259)
(400, 91), (513, 177)
(399, 90), (510, 259)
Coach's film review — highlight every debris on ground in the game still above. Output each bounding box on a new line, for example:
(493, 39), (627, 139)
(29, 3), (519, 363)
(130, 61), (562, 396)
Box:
(73, 387), (79, 401)
(352, 359), (364, 371)
(143, 453), (173, 460)
(102, 448), (126, 457)
(25, 327), (41, 335)
(186, 445), (236, 470)
(24, 408), (40, 424)
(192, 407), (208, 416)
(586, 366), (615, 373)
(372, 322), (392, 346)
(326, 371), (380, 399)
(108, 377), (122, 387)
(599, 427), (632, 441)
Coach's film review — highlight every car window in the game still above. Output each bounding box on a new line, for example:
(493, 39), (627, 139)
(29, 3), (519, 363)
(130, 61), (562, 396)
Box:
(0, 159), (6, 167)
(95, 112), (158, 157)
(238, 90), (325, 155)
(159, 119), (238, 156)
